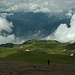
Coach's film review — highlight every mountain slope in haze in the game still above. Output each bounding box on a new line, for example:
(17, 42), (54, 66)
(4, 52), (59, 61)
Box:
(6, 12), (70, 40)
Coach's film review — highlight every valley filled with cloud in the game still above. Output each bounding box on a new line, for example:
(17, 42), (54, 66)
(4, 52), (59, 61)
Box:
(0, 0), (75, 44)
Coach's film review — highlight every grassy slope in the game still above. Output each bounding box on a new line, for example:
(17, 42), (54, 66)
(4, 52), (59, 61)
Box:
(0, 40), (75, 64)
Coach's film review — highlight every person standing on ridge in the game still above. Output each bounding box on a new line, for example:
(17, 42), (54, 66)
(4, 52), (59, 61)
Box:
(48, 59), (50, 65)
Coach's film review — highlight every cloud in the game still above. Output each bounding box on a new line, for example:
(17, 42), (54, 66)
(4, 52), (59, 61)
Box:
(0, 16), (15, 44)
(0, 14), (25, 44)
(0, 34), (15, 44)
(66, 10), (73, 17)
(0, 17), (13, 32)
(0, 12), (14, 18)
(66, 13), (72, 17)
(45, 13), (75, 43)
(33, 8), (51, 13)
(0, 0), (75, 13)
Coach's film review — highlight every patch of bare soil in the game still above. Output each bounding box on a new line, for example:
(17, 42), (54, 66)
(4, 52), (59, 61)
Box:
(0, 61), (75, 75)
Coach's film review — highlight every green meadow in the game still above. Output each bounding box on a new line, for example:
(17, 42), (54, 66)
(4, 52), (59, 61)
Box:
(0, 40), (75, 64)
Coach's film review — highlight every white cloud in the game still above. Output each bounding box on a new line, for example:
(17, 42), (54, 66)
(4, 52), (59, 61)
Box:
(66, 13), (72, 17)
(66, 10), (73, 17)
(0, 15), (25, 44)
(0, 16), (15, 44)
(0, 34), (15, 44)
(0, 17), (13, 32)
(33, 8), (51, 13)
(45, 13), (75, 43)
(0, 13), (14, 18)
(0, 0), (75, 13)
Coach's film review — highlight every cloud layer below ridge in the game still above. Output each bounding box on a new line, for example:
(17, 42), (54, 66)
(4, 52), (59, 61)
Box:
(0, 16), (15, 44)
(46, 13), (75, 43)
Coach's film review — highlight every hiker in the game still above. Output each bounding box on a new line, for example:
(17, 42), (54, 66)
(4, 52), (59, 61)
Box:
(48, 59), (50, 65)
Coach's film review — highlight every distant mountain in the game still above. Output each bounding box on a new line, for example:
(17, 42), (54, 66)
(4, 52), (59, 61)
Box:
(6, 12), (70, 40)
(0, 43), (14, 48)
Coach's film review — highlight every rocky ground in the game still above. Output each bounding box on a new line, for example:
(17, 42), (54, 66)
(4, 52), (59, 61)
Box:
(0, 61), (75, 75)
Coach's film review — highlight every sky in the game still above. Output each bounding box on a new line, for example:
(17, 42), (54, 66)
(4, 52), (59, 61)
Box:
(0, 0), (75, 44)
(0, 0), (75, 13)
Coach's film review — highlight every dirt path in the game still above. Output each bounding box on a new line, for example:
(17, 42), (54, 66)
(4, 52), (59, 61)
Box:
(0, 61), (75, 75)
